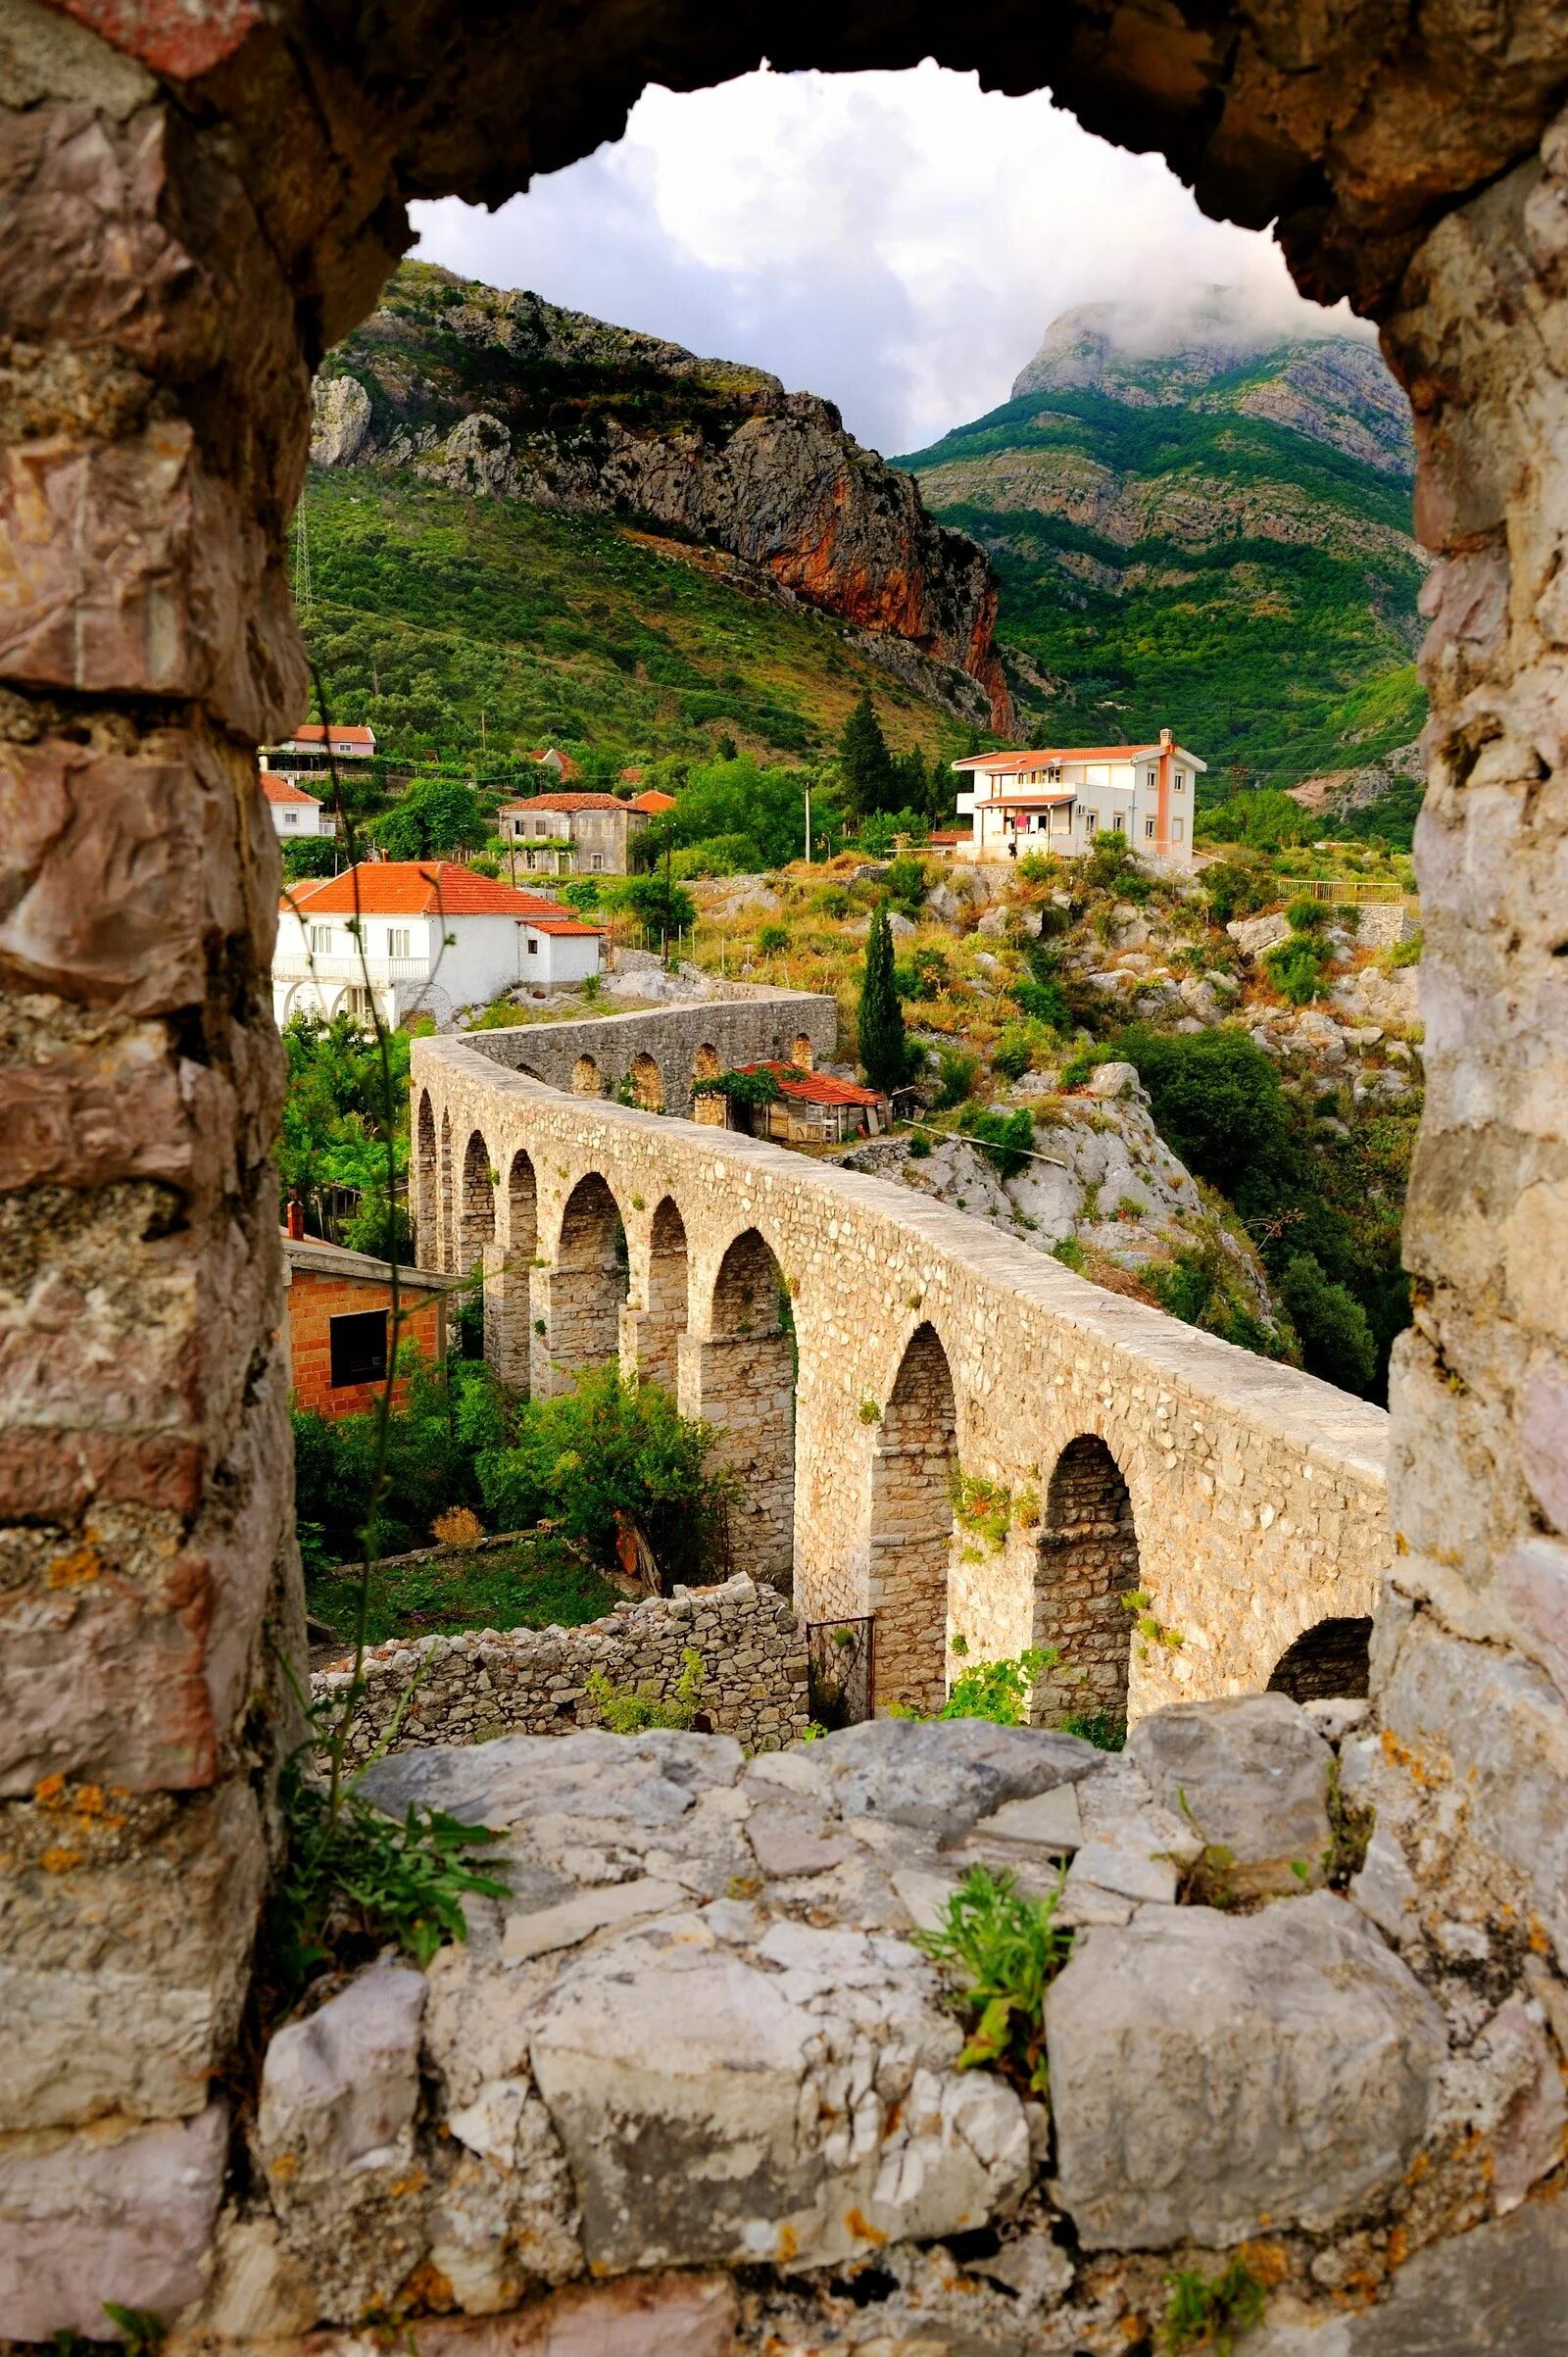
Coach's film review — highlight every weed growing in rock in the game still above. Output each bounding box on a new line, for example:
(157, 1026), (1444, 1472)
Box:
(914, 1864), (1071, 2096)
(943, 1645), (1057, 1726)
(583, 1645), (707, 1733)
(100, 2307), (167, 2356)
(1323, 1756), (1376, 1889)
(1159, 2257), (1267, 2352)
(1058, 1710), (1126, 1750)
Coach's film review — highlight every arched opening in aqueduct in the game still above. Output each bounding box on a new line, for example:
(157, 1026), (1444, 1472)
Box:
(571, 1055), (604, 1097)
(482, 1150), (540, 1392)
(685, 1227), (796, 1590)
(437, 1108), (455, 1271)
(625, 1196), (689, 1394)
(1031, 1436), (1138, 1731)
(414, 1091), (437, 1259)
(534, 1173), (627, 1398)
(459, 1132), (495, 1271)
(1268, 1615), (1374, 1704)
(630, 1054), (664, 1111)
(868, 1323), (958, 1715)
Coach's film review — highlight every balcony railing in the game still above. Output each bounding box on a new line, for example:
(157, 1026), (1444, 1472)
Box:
(271, 955), (433, 987)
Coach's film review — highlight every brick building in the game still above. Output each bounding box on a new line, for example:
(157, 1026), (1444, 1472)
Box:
(283, 1235), (460, 1419)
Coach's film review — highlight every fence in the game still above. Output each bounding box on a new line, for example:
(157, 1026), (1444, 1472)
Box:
(1272, 876), (1414, 907)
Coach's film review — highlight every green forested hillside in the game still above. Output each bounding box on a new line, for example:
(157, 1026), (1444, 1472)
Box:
(898, 310), (1429, 795)
(298, 469), (968, 767)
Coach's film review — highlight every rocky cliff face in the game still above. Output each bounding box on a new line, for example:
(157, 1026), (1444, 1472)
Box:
(310, 264), (1012, 730)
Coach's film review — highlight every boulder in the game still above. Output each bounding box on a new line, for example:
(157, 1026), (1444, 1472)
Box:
(0, 2102), (227, 2341)
(1127, 1693), (1334, 1894)
(1048, 1892), (1446, 2248)
(819, 1716), (1101, 1842)
(310, 372), (371, 466)
(1228, 910), (1292, 956)
(1084, 1059), (1145, 1101)
(1178, 974), (1224, 1024)
(528, 1919), (1030, 2273)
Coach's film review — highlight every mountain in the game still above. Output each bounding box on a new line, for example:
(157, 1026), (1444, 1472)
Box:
(896, 293), (1430, 793)
(300, 262), (1010, 764)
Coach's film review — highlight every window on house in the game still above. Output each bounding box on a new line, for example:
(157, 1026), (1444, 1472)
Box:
(284, 811), (297, 826)
(526, 935), (539, 955)
(1147, 769), (1156, 789)
(591, 854), (603, 871)
(1174, 771), (1186, 791)
(329, 1308), (387, 1388)
(1111, 810), (1126, 833)
(309, 924), (331, 953)
(388, 928), (411, 958)
(1172, 816), (1185, 842)
(1084, 812), (1099, 835)
(1145, 815), (1155, 838)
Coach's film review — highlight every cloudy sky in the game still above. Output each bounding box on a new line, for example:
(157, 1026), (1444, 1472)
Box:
(412, 63), (1358, 459)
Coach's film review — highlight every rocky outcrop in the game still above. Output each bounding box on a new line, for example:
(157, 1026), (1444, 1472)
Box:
(312, 265), (1012, 729)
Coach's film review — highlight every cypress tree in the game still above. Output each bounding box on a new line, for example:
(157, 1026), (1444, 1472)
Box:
(840, 692), (895, 819)
(858, 903), (907, 1093)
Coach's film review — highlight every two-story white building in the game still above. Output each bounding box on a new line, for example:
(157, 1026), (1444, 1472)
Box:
(273, 860), (604, 1031)
(261, 773), (330, 839)
(953, 728), (1205, 866)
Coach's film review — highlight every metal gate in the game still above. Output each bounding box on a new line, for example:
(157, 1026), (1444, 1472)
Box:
(806, 1615), (875, 1729)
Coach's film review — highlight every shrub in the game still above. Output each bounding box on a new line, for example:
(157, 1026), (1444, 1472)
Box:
(1012, 974), (1071, 1031)
(605, 872), (698, 941)
(913, 1865), (1071, 2095)
(293, 1352), (507, 1567)
(934, 1046), (980, 1107)
(1262, 934), (1329, 1005)
(1058, 1710), (1126, 1750)
(957, 1103), (1035, 1178)
(882, 856), (928, 916)
(1285, 893), (1331, 933)
(1278, 1252), (1378, 1393)
(906, 1128), (932, 1157)
(1160, 2258), (1268, 2354)
(476, 1365), (731, 1586)
(758, 922), (791, 955)
(431, 1504), (484, 1547)
(670, 833), (754, 879)
(994, 1020), (1050, 1082)
(1203, 859), (1274, 928)
(942, 1645), (1055, 1725)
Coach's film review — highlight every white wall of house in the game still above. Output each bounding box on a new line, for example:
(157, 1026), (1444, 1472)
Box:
(272, 907), (601, 1030)
(955, 745), (1201, 866)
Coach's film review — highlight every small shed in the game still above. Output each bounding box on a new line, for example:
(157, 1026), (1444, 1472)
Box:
(283, 1235), (461, 1421)
(736, 1063), (889, 1146)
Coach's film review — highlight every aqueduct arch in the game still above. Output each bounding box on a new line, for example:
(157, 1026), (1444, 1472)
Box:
(533, 1172), (627, 1398)
(9, 0), (1568, 2337)
(1031, 1434), (1140, 1733)
(869, 1322), (959, 1715)
(414, 1090), (437, 1254)
(621, 1194), (690, 1393)
(681, 1225), (797, 1590)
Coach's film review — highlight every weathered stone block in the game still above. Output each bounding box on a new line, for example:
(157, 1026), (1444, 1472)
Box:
(258, 1962), (425, 2185)
(820, 1716), (1102, 1841)
(1127, 1693), (1334, 1893)
(0, 1780), (263, 2130)
(0, 2099), (226, 2339)
(1048, 1893), (1445, 2248)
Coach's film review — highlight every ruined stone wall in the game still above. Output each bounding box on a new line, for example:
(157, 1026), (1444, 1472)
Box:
(414, 1036), (1394, 1716)
(313, 1573), (808, 1762)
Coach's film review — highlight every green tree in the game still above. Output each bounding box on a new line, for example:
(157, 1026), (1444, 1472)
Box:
(1278, 1253), (1378, 1394)
(858, 903), (908, 1092)
(281, 836), (339, 881)
(839, 692), (896, 820)
(279, 1013), (412, 1244)
(375, 778), (487, 859)
(606, 871), (697, 942)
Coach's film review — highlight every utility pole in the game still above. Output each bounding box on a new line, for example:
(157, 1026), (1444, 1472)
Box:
(662, 819), (673, 968)
(805, 779), (812, 865)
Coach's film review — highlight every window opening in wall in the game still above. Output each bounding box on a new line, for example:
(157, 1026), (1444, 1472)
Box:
(527, 935), (539, 954)
(329, 1308), (388, 1388)
(388, 927), (411, 957)
(309, 923), (331, 953)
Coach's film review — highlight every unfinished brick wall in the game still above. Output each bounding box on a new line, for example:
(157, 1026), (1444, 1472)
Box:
(1031, 1435), (1138, 1727)
(868, 1322), (957, 1714)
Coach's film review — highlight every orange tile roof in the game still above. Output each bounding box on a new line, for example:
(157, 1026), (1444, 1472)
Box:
(261, 774), (322, 806)
(500, 791), (628, 814)
(277, 861), (588, 919)
(955, 746), (1160, 773)
(275, 723), (376, 751)
(741, 1062), (886, 1107)
(629, 788), (677, 813)
(523, 915), (606, 936)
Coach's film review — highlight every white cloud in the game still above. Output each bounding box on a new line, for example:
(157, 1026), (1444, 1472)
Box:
(412, 63), (1356, 457)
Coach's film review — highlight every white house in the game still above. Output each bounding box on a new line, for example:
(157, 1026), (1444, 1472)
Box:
(273, 860), (604, 1031)
(953, 728), (1206, 866)
(261, 772), (328, 838)
(262, 722), (377, 790)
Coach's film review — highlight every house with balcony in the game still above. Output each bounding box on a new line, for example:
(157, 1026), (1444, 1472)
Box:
(498, 790), (668, 876)
(261, 722), (376, 793)
(953, 728), (1205, 866)
(273, 860), (604, 1030)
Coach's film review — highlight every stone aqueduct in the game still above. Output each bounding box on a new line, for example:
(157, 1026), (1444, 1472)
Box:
(413, 1010), (1391, 1721)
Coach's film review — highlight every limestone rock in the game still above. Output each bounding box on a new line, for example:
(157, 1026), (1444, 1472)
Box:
(412, 2271), (740, 2357)
(310, 373), (371, 466)
(416, 413), (517, 498)
(819, 1716), (1101, 1842)
(1084, 1058), (1146, 1100)
(528, 1918), (1030, 2273)
(1048, 1892), (1445, 2248)
(1228, 910), (1292, 956)
(1127, 1693), (1334, 1894)
(0, 2101), (227, 2340)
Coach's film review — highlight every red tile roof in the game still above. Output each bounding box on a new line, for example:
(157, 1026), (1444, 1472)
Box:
(500, 792), (628, 814)
(740, 1062), (886, 1107)
(954, 746), (1160, 773)
(279, 861), (593, 921)
(261, 774), (322, 807)
(532, 750), (583, 780)
(274, 723), (376, 752)
(523, 915), (606, 936)
(629, 788), (677, 813)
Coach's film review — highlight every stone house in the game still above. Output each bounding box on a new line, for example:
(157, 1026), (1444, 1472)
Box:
(498, 790), (658, 876)
(283, 1234), (458, 1419)
(737, 1061), (890, 1144)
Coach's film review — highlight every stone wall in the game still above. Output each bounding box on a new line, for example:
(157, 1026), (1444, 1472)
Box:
(413, 1036), (1395, 1720)
(313, 1573), (808, 1762)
